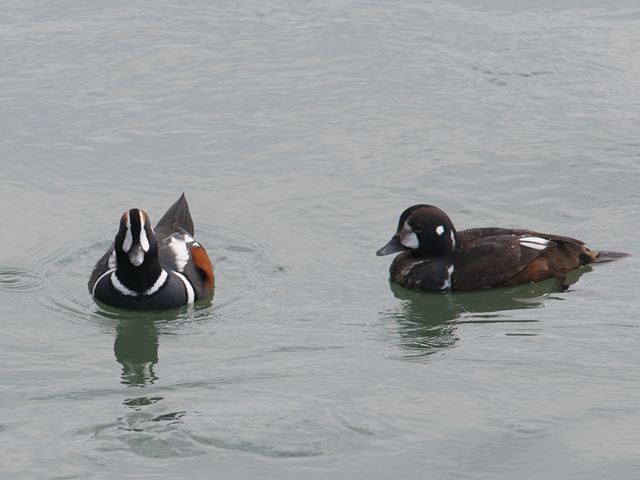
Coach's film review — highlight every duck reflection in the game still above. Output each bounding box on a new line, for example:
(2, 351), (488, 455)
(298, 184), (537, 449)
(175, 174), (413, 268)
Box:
(385, 266), (590, 355)
(114, 317), (161, 386)
(97, 298), (212, 387)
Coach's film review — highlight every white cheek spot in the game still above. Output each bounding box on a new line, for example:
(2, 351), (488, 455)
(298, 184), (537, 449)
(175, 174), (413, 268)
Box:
(436, 225), (444, 236)
(519, 236), (549, 251)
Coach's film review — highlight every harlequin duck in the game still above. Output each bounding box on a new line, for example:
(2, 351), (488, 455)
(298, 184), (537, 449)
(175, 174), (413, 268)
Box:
(88, 194), (214, 310)
(377, 204), (629, 292)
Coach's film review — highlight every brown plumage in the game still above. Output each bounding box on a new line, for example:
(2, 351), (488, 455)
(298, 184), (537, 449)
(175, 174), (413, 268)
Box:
(377, 205), (629, 292)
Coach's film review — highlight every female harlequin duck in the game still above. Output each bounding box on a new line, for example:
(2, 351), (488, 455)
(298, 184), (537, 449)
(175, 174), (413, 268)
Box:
(88, 194), (214, 310)
(377, 204), (628, 292)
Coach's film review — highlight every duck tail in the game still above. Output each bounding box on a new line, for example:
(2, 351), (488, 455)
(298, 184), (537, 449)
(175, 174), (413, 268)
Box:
(155, 193), (194, 235)
(592, 250), (631, 263)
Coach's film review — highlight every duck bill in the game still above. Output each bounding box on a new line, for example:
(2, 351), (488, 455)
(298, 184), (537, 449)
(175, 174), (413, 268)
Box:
(128, 245), (145, 267)
(376, 235), (409, 256)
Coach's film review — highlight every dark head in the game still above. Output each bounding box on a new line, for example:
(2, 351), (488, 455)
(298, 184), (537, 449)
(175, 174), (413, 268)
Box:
(376, 205), (459, 258)
(114, 209), (161, 290)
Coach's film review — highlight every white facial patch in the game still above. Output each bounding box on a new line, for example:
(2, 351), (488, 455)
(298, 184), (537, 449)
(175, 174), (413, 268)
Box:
(400, 221), (419, 249)
(436, 225), (444, 236)
(519, 236), (549, 251)
(401, 232), (419, 249)
(129, 248), (145, 267)
(139, 210), (150, 253)
(122, 216), (132, 252)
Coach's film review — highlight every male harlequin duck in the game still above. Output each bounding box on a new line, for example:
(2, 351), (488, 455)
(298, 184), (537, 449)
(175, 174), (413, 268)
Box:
(88, 194), (214, 310)
(377, 204), (628, 292)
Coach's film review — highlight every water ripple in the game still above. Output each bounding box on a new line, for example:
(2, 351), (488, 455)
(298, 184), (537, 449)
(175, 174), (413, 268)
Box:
(0, 267), (48, 293)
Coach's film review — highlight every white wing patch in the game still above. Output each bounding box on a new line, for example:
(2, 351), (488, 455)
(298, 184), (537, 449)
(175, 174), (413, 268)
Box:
(519, 236), (549, 251)
(168, 234), (194, 272)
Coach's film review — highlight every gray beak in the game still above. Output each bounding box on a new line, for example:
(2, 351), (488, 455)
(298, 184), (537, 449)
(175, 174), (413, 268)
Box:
(128, 245), (145, 267)
(376, 235), (408, 256)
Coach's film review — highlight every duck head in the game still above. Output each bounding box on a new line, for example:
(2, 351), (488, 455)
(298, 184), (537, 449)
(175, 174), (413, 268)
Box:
(114, 209), (158, 267)
(113, 208), (162, 293)
(376, 205), (459, 257)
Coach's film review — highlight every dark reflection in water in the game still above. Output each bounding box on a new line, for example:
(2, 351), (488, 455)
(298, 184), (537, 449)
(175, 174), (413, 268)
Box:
(96, 299), (213, 388)
(114, 318), (161, 386)
(384, 267), (590, 355)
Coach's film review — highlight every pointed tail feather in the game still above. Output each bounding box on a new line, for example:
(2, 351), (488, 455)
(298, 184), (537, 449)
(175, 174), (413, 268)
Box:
(155, 193), (194, 235)
(593, 250), (631, 263)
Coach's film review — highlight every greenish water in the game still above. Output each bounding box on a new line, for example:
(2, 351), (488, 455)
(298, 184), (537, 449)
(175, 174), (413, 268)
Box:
(1, 1), (639, 478)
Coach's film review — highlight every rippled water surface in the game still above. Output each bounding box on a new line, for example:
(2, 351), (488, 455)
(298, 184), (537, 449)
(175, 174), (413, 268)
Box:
(2, 1), (640, 478)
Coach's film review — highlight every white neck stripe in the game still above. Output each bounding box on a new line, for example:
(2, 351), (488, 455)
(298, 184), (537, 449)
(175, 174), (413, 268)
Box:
(111, 272), (138, 296)
(173, 271), (195, 304)
(109, 270), (169, 297)
(144, 269), (168, 296)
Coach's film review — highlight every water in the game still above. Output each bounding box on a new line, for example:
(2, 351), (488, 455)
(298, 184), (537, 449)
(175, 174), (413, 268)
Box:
(1, 1), (640, 478)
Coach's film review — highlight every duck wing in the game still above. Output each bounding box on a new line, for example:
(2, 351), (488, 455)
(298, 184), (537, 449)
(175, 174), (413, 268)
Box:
(459, 227), (584, 246)
(157, 232), (215, 297)
(453, 229), (559, 290)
